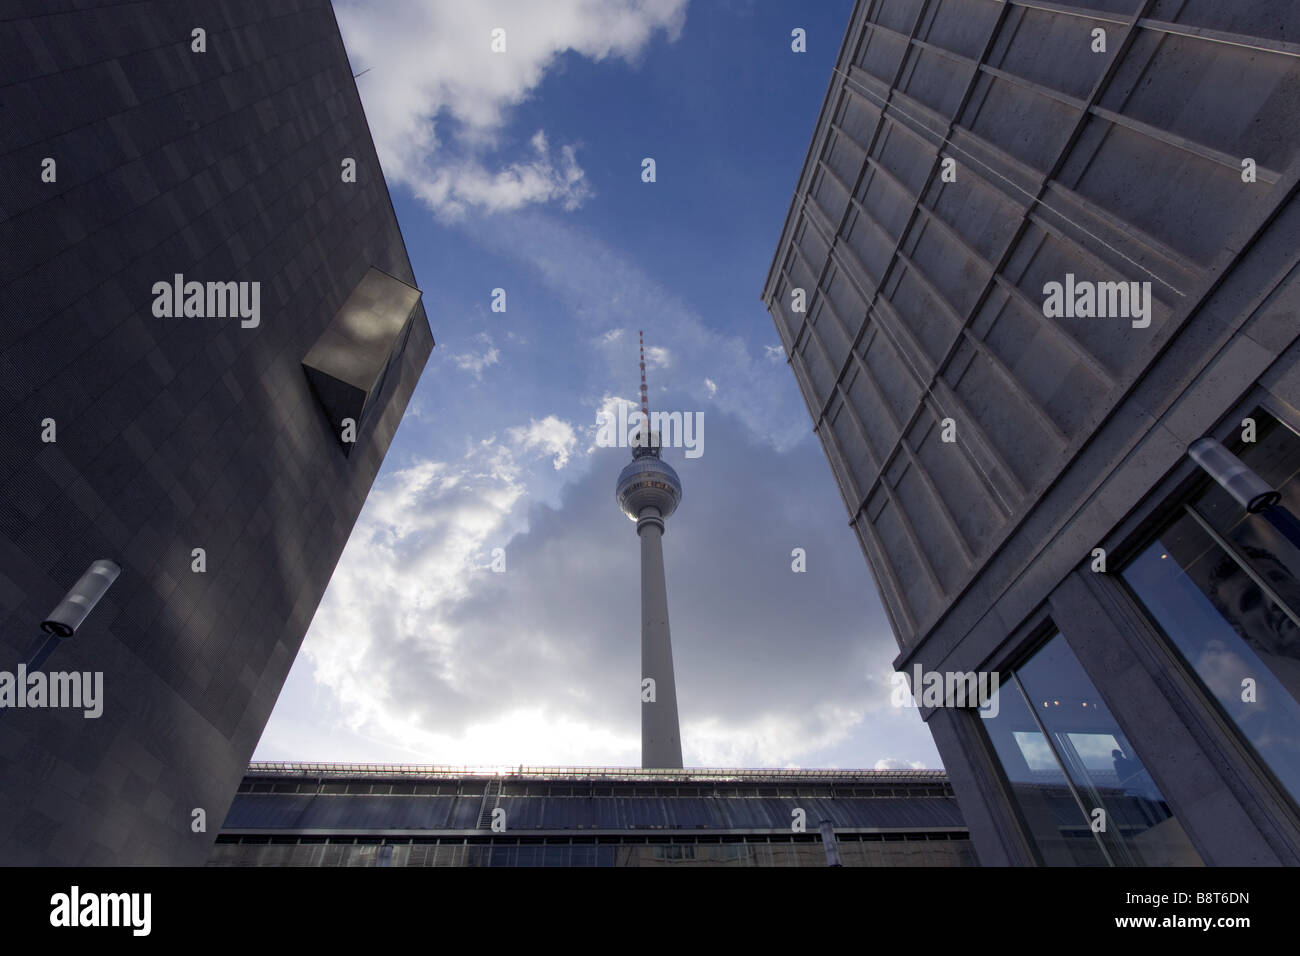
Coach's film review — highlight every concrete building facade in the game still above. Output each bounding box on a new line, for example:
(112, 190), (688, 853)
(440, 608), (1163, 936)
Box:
(209, 764), (977, 866)
(764, 0), (1300, 864)
(0, 0), (432, 864)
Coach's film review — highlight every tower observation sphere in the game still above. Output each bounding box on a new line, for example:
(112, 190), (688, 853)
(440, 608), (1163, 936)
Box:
(615, 438), (682, 522)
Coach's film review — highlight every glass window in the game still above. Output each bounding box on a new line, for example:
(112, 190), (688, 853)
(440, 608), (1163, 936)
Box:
(541, 844), (571, 866)
(1122, 411), (1300, 807)
(981, 632), (1202, 865)
(488, 845), (516, 867)
(514, 846), (540, 867)
(981, 656), (1107, 866)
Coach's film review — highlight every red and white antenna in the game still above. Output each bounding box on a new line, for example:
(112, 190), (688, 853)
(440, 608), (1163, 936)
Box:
(639, 330), (650, 420)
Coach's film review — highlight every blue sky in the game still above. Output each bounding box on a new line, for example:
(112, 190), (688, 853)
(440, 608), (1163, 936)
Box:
(254, 0), (944, 770)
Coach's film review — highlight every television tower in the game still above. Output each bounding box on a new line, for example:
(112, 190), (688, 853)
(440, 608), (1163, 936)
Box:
(615, 331), (684, 768)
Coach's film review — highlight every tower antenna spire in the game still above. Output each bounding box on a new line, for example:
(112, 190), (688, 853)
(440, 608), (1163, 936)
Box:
(639, 330), (650, 421)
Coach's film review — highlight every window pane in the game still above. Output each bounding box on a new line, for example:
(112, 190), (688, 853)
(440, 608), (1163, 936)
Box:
(1191, 414), (1300, 645)
(980, 669), (1107, 865)
(1123, 517), (1300, 806)
(1015, 635), (1201, 866)
(515, 846), (541, 867)
(541, 845), (571, 866)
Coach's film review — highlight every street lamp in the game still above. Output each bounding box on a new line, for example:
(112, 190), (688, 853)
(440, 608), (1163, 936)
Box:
(26, 559), (121, 670)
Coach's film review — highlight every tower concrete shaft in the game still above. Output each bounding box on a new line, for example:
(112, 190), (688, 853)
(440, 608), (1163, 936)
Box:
(637, 508), (683, 769)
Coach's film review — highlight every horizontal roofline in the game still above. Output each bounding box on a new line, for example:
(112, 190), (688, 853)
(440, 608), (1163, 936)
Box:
(245, 762), (947, 782)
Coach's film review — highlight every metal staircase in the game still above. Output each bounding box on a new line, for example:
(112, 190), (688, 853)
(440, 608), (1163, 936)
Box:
(476, 778), (502, 829)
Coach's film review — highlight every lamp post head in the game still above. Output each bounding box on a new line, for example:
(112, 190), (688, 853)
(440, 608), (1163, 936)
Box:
(41, 559), (121, 637)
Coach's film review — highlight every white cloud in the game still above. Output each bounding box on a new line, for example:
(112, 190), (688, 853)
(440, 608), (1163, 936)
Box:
(586, 393), (637, 453)
(873, 757), (927, 771)
(336, 0), (688, 218)
(643, 344), (670, 369)
(508, 415), (579, 470)
(687, 704), (866, 768)
(412, 130), (592, 220)
(259, 408), (941, 769)
(451, 333), (501, 379)
(764, 344), (785, 362)
(297, 444), (527, 735)
(703, 377), (717, 397)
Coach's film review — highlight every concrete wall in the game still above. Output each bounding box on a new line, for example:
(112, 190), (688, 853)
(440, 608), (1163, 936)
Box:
(765, 0), (1300, 863)
(0, 0), (433, 864)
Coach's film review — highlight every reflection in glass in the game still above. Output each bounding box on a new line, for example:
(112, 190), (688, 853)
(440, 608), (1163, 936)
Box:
(981, 669), (1106, 865)
(981, 633), (1201, 865)
(1014, 635), (1200, 866)
(1123, 525), (1300, 806)
(1189, 414), (1300, 706)
(1121, 409), (1300, 812)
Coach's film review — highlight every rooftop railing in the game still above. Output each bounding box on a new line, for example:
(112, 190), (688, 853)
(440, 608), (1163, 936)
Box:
(244, 762), (948, 783)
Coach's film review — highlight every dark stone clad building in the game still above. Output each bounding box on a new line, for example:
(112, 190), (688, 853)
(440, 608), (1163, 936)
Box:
(209, 764), (977, 867)
(765, 0), (1300, 864)
(0, 1), (432, 865)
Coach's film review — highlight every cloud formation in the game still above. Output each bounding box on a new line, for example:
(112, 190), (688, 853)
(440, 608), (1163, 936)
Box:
(337, 0), (688, 218)
(257, 1), (945, 771)
(874, 758), (929, 771)
(262, 408), (927, 768)
(508, 415), (579, 470)
(450, 333), (501, 380)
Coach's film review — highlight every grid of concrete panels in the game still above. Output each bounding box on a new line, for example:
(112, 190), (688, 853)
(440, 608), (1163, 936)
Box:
(0, 0), (433, 865)
(764, 0), (1300, 645)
